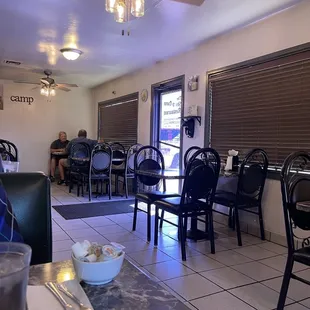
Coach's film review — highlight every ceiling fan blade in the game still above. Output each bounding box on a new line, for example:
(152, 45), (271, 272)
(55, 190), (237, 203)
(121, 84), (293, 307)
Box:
(170, 0), (204, 5)
(31, 86), (40, 90)
(56, 85), (71, 92)
(14, 81), (41, 85)
(57, 83), (78, 88)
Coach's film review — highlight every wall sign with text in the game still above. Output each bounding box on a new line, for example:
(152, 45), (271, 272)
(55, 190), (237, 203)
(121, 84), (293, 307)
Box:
(10, 96), (34, 105)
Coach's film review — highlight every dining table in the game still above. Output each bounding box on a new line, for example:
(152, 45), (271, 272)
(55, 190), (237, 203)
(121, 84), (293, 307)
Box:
(135, 168), (239, 241)
(28, 258), (190, 310)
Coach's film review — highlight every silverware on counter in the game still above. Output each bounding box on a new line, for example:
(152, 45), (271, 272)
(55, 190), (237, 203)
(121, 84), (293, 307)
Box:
(57, 283), (92, 310)
(45, 282), (73, 309)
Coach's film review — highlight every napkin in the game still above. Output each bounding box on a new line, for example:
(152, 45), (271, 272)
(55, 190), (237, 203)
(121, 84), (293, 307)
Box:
(27, 279), (93, 310)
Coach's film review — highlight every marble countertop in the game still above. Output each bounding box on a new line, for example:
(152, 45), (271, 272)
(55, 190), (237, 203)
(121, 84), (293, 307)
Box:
(29, 259), (189, 310)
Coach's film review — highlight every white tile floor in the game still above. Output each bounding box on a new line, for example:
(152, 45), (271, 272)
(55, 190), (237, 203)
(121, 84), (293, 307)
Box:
(51, 184), (310, 310)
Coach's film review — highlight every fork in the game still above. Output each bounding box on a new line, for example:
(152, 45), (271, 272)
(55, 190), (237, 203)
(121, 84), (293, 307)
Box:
(57, 283), (92, 310)
(45, 282), (73, 309)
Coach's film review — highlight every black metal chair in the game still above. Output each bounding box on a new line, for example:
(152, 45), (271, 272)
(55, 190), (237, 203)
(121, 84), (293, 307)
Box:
(277, 151), (310, 310)
(184, 146), (200, 168)
(88, 143), (112, 201)
(154, 148), (221, 261)
(118, 144), (143, 198)
(132, 145), (180, 242)
(0, 139), (18, 162)
(110, 142), (126, 194)
(214, 148), (269, 246)
(68, 142), (92, 197)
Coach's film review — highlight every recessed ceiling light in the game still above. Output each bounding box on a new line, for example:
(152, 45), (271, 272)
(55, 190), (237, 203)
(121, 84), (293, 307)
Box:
(60, 48), (83, 60)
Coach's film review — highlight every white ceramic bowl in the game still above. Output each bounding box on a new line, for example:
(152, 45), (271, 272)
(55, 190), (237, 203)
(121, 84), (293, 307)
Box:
(72, 251), (125, 285)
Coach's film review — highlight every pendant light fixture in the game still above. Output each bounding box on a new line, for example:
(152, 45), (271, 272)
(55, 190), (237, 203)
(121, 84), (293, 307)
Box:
(60, 48), (83, 60)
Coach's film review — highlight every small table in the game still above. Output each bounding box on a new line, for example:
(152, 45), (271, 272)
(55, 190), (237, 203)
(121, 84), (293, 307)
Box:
(136, 168), (185, 180)
(29, 259), (189, 310)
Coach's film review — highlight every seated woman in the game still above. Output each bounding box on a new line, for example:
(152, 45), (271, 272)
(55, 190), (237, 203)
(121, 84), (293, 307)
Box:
(50, 131), (70, 182)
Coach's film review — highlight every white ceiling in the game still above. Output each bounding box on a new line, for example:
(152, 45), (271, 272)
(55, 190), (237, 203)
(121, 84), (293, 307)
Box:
(0, 0), (303, 87)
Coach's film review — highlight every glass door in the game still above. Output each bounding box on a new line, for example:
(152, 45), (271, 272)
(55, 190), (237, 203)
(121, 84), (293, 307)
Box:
(158, 90), (182, 170)
(151, 77), (184, 193)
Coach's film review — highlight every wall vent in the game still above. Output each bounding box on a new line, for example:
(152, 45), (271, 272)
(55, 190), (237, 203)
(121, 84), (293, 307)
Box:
(2, 59), (22, 66)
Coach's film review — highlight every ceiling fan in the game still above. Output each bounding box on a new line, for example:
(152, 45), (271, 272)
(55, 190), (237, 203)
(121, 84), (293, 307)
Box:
(14, 70), (78, 93)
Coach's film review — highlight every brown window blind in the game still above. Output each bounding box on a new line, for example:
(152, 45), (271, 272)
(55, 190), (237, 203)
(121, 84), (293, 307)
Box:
(98, 93), (138, 149)
(208, 47), (310, 167)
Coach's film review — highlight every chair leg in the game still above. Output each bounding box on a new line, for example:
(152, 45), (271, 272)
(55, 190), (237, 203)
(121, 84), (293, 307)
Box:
(228, 207), (233, 228)
(81, 177), (84, 197)
(208, 211), (215, 254)
(179, 215), (186, 261)
(205, 213), (209, 233)
(154, 207), (159, 246)
(258, 203), (265, 240)
(132, 198), (138, 231)
(109, 178), (112, 200)
(147, 203), (151, 242)
(125, 176), (128, 199)
(88, 179), (92, 202)
(234, 206), (242, 246)
(277, 254), (294, 310)
(159, 210), (165, 229)
(184, 214), (188, 238)
(69, 172), (72, 193)
(77, 180), (80, 197)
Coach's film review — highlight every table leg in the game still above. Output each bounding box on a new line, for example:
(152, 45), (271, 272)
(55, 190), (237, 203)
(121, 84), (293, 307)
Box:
(186, 218), (210, 241)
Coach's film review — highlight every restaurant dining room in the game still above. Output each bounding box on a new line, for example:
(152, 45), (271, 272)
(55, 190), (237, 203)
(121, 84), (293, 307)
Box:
(1, 0), (310, 309)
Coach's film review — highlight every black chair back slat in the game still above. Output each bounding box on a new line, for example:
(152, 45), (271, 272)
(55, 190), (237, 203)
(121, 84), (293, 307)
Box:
(90, 144), (112, 176)
(237, 148), (269, 202)
(110, 142), (126, 167)
(69, 142), (91, 171)
(184, 146), (200, 168)
(134, 145), (166, 193)
(181, 148), (220, 205)
(281, 151), (310, 245)
(277, 151), (310, 309)
(126, 143), (143, 174)
(0, 139), (18, 162)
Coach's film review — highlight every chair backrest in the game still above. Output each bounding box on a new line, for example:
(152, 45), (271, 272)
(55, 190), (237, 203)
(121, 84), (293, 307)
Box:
(184, 146), (201, 168)
(0, 139), (18, 162)
(134, 145), (166, 192)
(237, 148), (269, 202)
(126, 143), (143, 175)
(281, 151), (310, 252)
(181, 148), (221, 205)
(89, 143), (112, 177)
(0, 172), (52, 265)
(110, 142), (126, 167)
(69, 142), (91, 172)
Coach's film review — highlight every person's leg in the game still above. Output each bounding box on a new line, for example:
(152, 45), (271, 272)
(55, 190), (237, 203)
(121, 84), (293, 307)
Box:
(57, 159), (66, 185)
(50, 157), (57, 181)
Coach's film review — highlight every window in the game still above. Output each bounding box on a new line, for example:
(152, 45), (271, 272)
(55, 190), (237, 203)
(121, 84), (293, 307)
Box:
(207, 44), (310, 168)
(98, 93), (138, 149)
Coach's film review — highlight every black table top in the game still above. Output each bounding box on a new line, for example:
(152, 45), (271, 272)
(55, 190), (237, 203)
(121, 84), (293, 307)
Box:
(136, 168), (186, 180)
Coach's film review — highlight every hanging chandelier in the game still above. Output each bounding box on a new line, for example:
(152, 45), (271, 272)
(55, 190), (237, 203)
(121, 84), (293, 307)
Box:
(40, 85), (56, 97)
(105, 0), (145, 23)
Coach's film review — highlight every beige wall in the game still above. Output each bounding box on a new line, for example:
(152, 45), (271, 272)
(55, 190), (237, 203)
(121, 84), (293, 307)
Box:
(93, 1), (310, 238)
(0, 81), (94, 174)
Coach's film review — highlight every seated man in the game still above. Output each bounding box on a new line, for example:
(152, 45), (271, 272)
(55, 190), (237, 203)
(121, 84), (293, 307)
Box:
(50, 131), (69, 182)
(57, 129), (98, 185)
